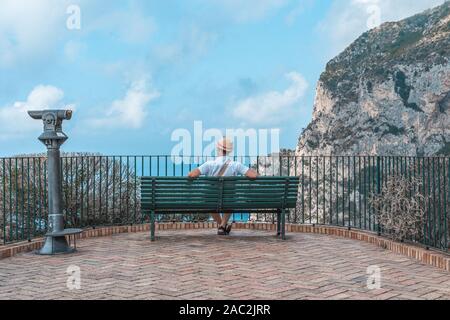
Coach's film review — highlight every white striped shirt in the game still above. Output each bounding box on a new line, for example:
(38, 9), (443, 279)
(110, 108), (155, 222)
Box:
(197, 157), (249, 177)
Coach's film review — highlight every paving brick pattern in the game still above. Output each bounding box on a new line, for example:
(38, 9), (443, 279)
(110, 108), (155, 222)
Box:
(0, 229), (449, 300)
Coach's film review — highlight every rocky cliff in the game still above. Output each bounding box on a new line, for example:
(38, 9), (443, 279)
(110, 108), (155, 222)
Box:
(296, 2), (450, 156)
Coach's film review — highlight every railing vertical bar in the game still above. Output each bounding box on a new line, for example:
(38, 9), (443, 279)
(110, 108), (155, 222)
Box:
(32, 157), (37, 238)
(417, 157), (421, 244)
(180, 156), (183, 176)
(166, 156), (169, 177)
(421, 157), (426, 247)
(279, 154), (282, 176)
(112, 156), (116, 224)
(38, 158), (42, 234)
(287, 155), (290, 177)
(353, 156), (356, 227)
(126, 156), (130, 223)
(302, 156), (305, 224)
(368, 156), (372, 231)
(376, 156), (381, 235)
(323, 156), (326, 224)
(149, 156), (152, 176)
(293, 156), (297, 223)
(309, 157), (312, 224)
(142, 157), (146, 223)
(9, 159), (13, 240)
(294, 156), (297, 176)
(256, 156), (260, 176)
(2, 159), (6, 244)
(93, 156), (96, 227)
(63, 157), (67, 225)
(69, 157), (73, 227)
(27, 158), (30, 241)
(437, 157), (442, 250)
(43, 158), (48, 229)
(99, 156), (102, 224)
(157, 156), (160, 176)
(382, 156), (387, 235)
(134, 156), (137, 224)
(105, 157), (109, 223)
(399, 155), (403, 177)
(388, 156), (394, 177)
(363, 156), (367, 230)
(414, 157), (418, 244)
(20, 158), (24, 240)
(408, 156), (412, 200)
(119, 156), (123, 224)
(374, 156), (378, 231)
(427, 157), (431, 248)
(86, 156), (90, 225)
(386, 156), (389, 187)
(330, 156), (333, 225)
(445, 157), (449, 252)
(409, 157), (414, 242)
(341, 156), (345, 226)
(172, 159), (177, 177)
(396, 155), (399, 176)
(413, 156), (416, 192)
(358, 156), (362, 229)
(316, 156), (319, 224)
(80, 157), (84, 225)
(432, 157), (437, 248)
(15, 158), (18, 241)
(347, 156), (351, 227)
(336, 156), (339, 226)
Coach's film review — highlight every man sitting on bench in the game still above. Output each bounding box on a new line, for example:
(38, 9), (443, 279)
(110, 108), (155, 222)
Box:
(188, 137), (258, 236)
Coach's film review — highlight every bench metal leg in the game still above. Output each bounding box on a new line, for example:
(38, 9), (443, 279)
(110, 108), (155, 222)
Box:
(281, 209), (286, 240)
(276, 210), (281, 236)
(150, 210), (155, 241)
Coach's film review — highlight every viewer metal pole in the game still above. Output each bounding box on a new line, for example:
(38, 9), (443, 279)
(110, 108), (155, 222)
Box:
(28, 109), (75, 255)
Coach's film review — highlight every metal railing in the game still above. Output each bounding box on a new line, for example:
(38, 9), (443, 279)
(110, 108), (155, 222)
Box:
(0, 155), (448, 252)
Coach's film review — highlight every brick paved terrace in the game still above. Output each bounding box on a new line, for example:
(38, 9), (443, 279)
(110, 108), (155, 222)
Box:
(0, 226), (449, 300)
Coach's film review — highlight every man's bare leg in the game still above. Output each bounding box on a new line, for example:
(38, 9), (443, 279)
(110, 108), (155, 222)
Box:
(211, 213), (222, 226)
(220, 213), (232, 228)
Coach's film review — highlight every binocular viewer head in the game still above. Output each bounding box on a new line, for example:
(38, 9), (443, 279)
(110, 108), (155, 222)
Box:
(28, 109), (72, 147)
(28, 110), (73, 122)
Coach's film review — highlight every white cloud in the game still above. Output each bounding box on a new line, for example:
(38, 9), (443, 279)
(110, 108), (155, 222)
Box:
(0, 0), (153, 67)
(0, 0), (78, 68)
(318, 0), (446, 57)
(232, 72), (308, 125)
(0, 85), (70, 139)
(89, 76), (160, 129)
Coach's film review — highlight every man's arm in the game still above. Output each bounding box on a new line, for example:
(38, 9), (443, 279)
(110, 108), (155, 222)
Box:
(188, 168), (201, 179)
(245, 168), (258, 179)
(237, 162), (258, 179)
(189, 162), (211, 179)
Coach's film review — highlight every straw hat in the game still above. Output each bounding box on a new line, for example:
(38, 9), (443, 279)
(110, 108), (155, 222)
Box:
(216, 137), (233, 154)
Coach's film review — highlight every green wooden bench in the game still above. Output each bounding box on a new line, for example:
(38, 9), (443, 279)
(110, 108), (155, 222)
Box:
(140, 176), (299, 241)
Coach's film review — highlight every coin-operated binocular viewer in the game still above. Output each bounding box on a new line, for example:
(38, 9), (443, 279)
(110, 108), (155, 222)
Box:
(28, 110), (82, 255)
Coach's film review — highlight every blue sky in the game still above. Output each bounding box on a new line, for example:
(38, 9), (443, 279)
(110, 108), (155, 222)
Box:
(0, 0), (445, 156)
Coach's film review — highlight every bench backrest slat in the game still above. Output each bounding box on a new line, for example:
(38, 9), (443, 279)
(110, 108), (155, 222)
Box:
(141, 176), (299, 211)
